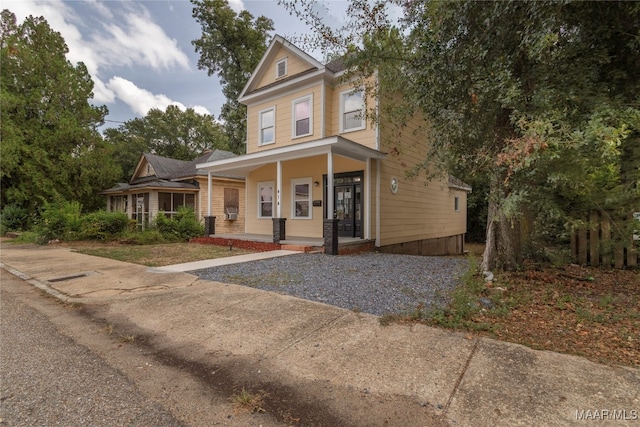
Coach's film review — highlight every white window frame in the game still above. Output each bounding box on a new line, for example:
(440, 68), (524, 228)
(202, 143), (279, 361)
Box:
(258, 106), (276, 146)
(454, 195), (460, 212)
(339, 88), (366, 133)
(276, 57), (287, 79)
(291, 94), (313, 138)
(258, 181), (275, 219)
(291, 178), (312, 220)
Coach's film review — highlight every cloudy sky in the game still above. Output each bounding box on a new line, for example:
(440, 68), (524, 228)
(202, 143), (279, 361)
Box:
(3, 0), (351, 128)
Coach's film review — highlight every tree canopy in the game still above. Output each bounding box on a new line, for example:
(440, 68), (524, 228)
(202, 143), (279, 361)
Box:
(279, 0), (640, 271)
(1, 10), (120, 213)
(104, 105), (230, 181)
(191, 0), (273, 153)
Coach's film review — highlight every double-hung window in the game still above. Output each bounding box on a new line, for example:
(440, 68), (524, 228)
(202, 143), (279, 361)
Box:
(258, 182), (274, 218)
(340, 89), (365, 132)
(292, 95), (313, 138)
(291, 178), (312, 219)
(259, 107), (275, 145)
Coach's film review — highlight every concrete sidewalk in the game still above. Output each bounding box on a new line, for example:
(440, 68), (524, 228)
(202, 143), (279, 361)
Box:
(1, 243), (638, 426)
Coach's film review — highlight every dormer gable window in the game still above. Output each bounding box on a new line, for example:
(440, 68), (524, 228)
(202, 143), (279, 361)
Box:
(276, 58), (287, 79)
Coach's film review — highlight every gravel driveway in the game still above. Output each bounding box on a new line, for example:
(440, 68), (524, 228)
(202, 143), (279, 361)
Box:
(192, 253), (469, 316)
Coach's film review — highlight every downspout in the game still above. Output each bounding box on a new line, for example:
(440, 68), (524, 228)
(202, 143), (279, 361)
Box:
(320, 83), (325, 138)
(376, 159), (381, 247)
(375, 71), (381, 246)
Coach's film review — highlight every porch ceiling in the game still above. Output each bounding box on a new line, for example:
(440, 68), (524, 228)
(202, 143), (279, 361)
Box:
(196, 136), (386, 177)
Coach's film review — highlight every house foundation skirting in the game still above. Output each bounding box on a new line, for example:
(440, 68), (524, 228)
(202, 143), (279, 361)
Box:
(378, 234), (465, 256)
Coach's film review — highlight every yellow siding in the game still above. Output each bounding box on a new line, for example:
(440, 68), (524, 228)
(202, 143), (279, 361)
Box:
(197, 177), (246, 234)
(246, 84), (324, 153)
(245, 164), (277, 235)
(377, 104), (467, 246)
(244, 156), (367, 237)
(254, 45), (316, 90)
(245, 79), (378, 155)
(326, 81), (377, 149)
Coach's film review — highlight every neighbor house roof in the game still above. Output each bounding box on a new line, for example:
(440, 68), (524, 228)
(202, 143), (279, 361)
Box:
(101, 149), (242, 195)
(448, 175), (473, 192)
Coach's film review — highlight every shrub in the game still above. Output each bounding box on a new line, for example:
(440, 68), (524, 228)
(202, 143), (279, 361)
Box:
(36, 199), (83, 241)
(153, 207), (203, 241)
(1, 203), (31, 232)
(153, 210), (179, 239)
(80, 211), (130, 240)
(175, 206), (204, 240)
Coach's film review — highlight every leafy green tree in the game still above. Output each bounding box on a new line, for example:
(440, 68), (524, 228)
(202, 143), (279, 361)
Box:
(404, 1), (639, 270)
(1, 10), (119, 212)
(104, 105), (230, 180)
(191, 0), (273, 153)
(279, 0), (639, 271)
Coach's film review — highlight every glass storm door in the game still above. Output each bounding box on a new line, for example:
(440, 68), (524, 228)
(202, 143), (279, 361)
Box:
(334, 183), (362, 237)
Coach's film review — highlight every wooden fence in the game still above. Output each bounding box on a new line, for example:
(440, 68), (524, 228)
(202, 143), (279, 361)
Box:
(570, 211), (638, 268)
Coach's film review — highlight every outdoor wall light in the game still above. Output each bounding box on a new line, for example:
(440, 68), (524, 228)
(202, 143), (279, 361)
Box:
(314, 181), (320, 187)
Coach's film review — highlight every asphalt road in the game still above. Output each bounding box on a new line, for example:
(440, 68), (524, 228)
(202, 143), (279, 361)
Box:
(0, 273), (185, 427)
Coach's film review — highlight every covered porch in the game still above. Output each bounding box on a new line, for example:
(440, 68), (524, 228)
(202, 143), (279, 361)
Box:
(197, 136), (386, 255)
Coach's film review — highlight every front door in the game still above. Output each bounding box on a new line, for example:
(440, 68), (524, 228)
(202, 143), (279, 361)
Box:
(334, 182), (362, 238)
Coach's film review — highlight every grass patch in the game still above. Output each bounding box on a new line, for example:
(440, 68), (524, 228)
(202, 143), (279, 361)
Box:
(119, 333), (136, 343)
(67, 242), (255, 267)
(231, 388), (266, 414)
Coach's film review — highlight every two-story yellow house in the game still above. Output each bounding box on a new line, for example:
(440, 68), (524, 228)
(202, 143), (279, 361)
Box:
(197, 35), (470, 255)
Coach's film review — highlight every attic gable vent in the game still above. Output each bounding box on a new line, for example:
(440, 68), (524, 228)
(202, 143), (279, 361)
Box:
(276, 58), (287, 79)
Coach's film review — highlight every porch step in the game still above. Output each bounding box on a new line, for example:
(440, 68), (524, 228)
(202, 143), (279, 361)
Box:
(280, 244), (321, 253)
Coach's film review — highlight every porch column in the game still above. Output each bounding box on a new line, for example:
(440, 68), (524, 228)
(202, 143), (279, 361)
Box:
(324, 219), (339, 255)
(326, 152), (334, 219)
(365, 157), (371, 240)
(276, 160), (282, 218)
(204, 216), (216, 236)
(204, 170), (215, 236)
(273, 160), (286, 242)
(207, 171), (212, 217)
(273, 218), (286, 243)
(324, 151), (338, 255)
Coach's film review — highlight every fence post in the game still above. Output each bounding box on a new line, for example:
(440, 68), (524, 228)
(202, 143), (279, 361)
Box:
(589, 210), (599, 267)
(601, 217), (612, 268)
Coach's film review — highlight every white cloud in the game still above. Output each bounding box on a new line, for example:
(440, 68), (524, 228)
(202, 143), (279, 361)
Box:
(94, 9), (190, 71)
(192, 105), (213, 116)
(107, 77), (210, 117)
(84, 0), (113, 19)
(228, 0), (245, 13)
(92, 78), (116, 104)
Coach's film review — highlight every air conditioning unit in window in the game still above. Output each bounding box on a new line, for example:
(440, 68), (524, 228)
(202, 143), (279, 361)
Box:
(225, 208), (238, 221)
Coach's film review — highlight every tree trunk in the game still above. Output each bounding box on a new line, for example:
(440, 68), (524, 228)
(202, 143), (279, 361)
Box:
(482, 176), (522, 272)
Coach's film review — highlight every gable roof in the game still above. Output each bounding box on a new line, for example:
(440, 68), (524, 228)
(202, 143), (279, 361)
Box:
(174, 149), (240, 179)
(103, 149), (242, 195)
(239, 35), (328, 101)
(133, 153), (189, 182)
(130, 150), (241, 184)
